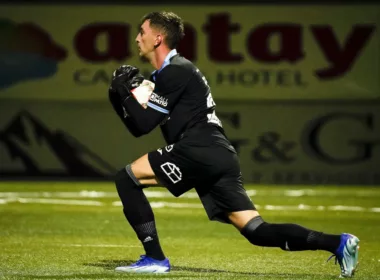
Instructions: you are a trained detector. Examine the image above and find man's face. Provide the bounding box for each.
[135,20,159,58]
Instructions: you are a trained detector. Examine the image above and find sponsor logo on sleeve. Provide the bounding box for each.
[149,92,168,107]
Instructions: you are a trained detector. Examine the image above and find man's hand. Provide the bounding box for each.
[109,65,143,101]
[112,65,139,82]
[128,74,145,89]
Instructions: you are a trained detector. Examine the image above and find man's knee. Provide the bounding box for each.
[240,216,267,246]
[241,216,265,237]
[240,216,287,249]
[115,165,141,190]
[228,210,260,230]
[129,154,156,180]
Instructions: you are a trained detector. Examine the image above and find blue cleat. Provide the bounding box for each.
[115,255,170,273]
[328,233,360,278]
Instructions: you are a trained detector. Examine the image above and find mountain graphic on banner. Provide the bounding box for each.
[0,111,116,178]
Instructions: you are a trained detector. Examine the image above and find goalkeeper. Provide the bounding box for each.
[108,11,360,278]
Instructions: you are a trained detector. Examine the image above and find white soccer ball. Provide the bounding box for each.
[131,80,155,109]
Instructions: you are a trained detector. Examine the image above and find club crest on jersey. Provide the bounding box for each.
[160,162,182,184]
[150,92,168,107]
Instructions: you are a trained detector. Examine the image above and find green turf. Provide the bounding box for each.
[0,182,379,279]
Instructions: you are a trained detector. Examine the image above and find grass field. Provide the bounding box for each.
[1,182,379,280]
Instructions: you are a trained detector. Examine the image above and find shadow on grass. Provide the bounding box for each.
[85,259,247,274]
[14,259,332,279]
[82,259,320,277]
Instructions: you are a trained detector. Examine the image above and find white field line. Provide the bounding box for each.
[1,197,379,213]
[0,190,198,199]
[1,189,380,199]
[0,190,379,213]
[112,201,203,209]
[0,198,103,206]
[58,244,140,248]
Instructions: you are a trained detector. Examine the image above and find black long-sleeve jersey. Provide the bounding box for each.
[120,52,224,145]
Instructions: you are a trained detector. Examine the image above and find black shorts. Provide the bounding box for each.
[148,125,255,223]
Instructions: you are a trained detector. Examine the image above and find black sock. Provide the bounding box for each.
[314,232,342,254]
[241,216,341,253]
[131,221,165,260]
[115,167,166,260]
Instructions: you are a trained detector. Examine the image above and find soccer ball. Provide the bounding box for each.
[131,80,155,109]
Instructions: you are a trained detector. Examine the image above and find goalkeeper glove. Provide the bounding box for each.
[110,65,143,101]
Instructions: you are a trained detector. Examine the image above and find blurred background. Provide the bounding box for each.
[0,0,379,185]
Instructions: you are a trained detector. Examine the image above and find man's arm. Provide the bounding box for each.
[108,90,145,137]
[108,65,165,136]
[121,96,167,135]
[112,64,191,135]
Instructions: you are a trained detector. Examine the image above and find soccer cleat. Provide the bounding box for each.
[115,255,170,273]
[328,233,360,278]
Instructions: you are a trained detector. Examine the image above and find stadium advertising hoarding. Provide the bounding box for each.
[1,100,379,185]
[220,101,380,185]
[0,5,379,100]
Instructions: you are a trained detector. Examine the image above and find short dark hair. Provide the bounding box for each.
[140,11,185,49]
